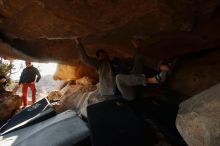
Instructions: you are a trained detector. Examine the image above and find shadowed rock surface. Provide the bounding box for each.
[176,83,220,146]
[0,0,219,97]
[51,77,108,117]
[0,0,220,61]
[0,0,219,96]
[0,2,220,144]
[0,92,22,124]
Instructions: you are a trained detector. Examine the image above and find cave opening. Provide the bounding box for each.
[1,58,62,100]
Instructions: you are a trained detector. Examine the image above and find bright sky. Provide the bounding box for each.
[9,60,57,80]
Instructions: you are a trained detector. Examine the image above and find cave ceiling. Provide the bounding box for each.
[0,0,220,64]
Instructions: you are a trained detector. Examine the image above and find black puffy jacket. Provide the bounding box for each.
[19,66,41,84]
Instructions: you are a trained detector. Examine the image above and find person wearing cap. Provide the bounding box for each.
[18,61,41,107]
[115,38,171,101]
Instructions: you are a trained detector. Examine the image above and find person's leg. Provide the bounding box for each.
[116,74,146,101]
[22,84,28,107]
[30,83,36,104]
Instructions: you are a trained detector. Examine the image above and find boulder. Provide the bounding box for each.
[47,90,62,102]
[176,83,220,146]
[50,77,110,116]
[62,83,112,117]
[61,84,97,115]
[48,77,95,102]
[0,92,22,123]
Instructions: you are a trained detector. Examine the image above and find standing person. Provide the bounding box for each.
[18,61,41,107]
[74,38,116,97]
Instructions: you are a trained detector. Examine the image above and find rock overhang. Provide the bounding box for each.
[0,0,219,63]
[0,0,220,96]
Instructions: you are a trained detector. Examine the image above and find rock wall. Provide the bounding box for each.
[53,63,98,81]
[52,48,220,98]
[0,0,220,63]
[51,77,109,117]
[170,49,220,97]
[176,83,220,146]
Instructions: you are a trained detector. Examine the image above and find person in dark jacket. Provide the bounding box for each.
[18,61,41,107]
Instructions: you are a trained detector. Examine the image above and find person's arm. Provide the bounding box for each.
[75,38,99,69]
[147,71,168,84]
[19,70,24,85]
[131,39,141,55]
[35,68,41,83]
[147,77,159,84]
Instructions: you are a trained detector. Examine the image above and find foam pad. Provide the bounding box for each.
[0,110,89,146]
[0,98,56,135]
[87,99,156,146]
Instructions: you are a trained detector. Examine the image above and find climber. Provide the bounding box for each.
[74,38,127,98]
[115,38,172,101]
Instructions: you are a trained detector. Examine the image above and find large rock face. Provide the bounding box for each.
[51,77,109,117]
[0,0,220,62]
[170,49,220,97]
[0,0,220,96]
[176,83,220,146]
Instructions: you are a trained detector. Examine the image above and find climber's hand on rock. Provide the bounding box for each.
[131,38,140,48]
[74,37,80,45]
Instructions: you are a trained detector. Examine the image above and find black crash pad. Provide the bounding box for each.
[87,99,157,146]
[0,98,56,135]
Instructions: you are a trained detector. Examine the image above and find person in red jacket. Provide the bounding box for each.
[18,61,41,107]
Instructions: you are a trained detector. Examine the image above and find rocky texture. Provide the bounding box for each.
[61,84,98,117]
[170,49,220,97]
[0,0,220,62]
[51,77,109,116]
[176,83,220,146]
[53,64,98,81]
[0,92,22,123]
[52,47,220,98]
[47,90,62,102]
[0,1,219,97]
